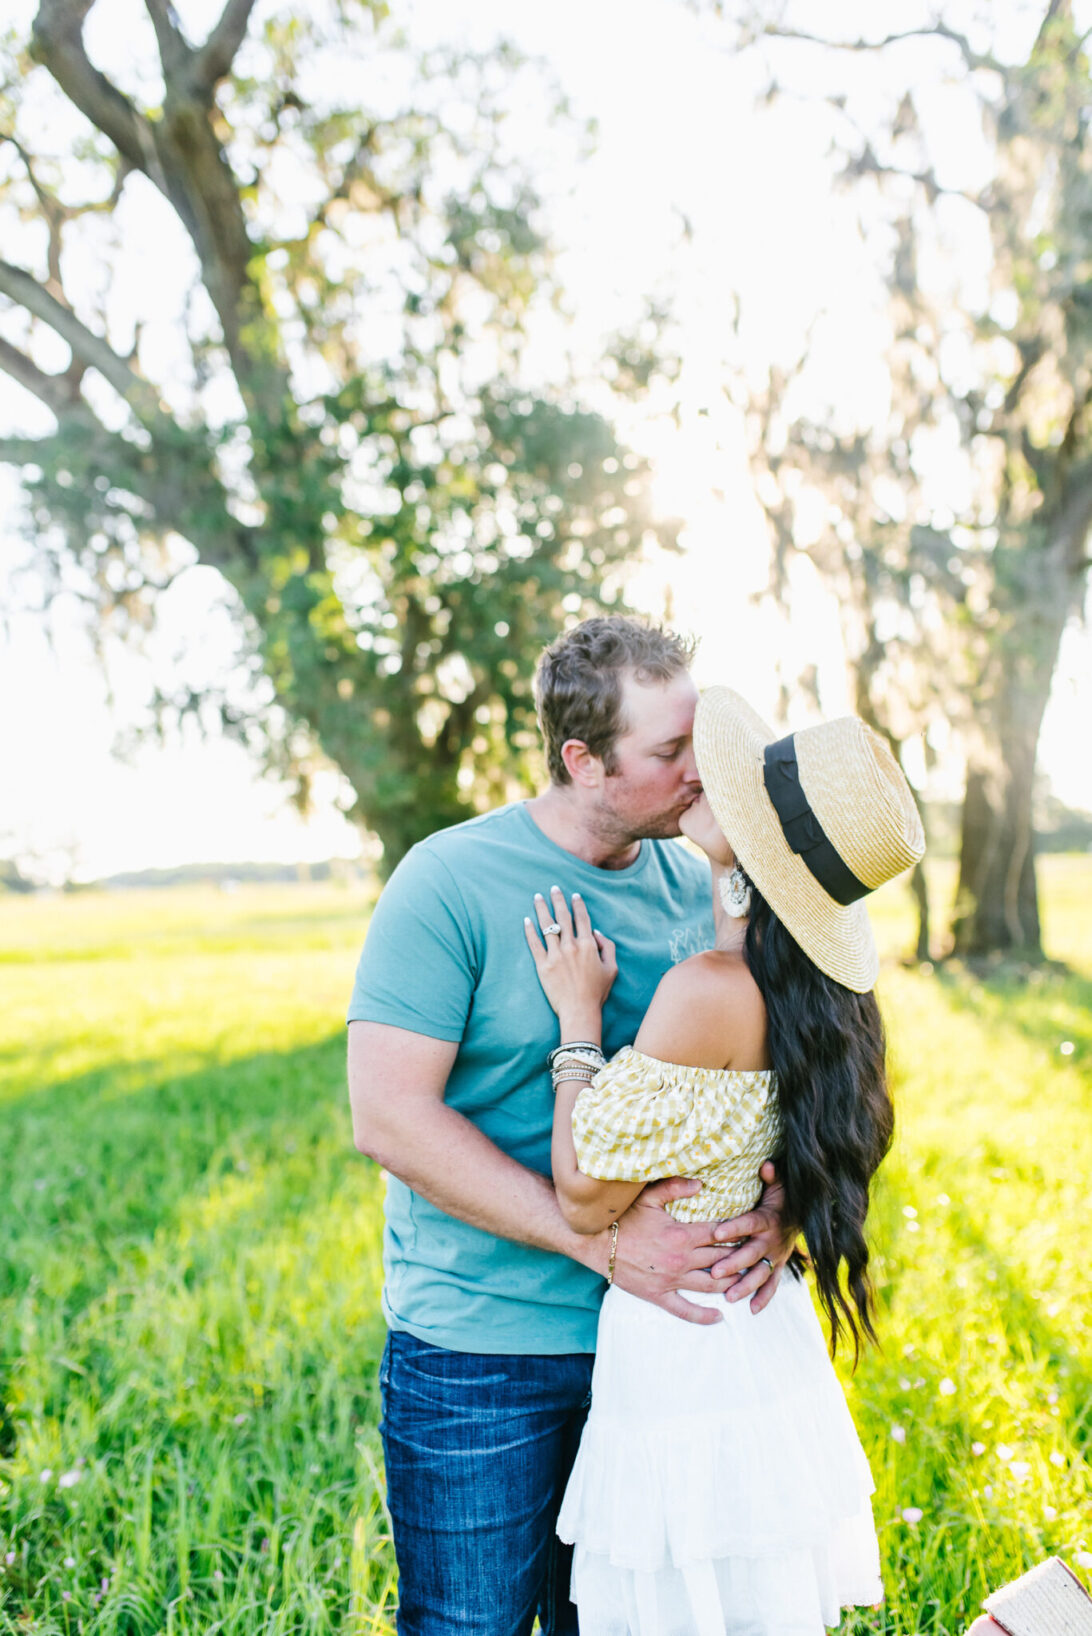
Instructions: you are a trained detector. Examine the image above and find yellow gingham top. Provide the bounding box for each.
[570,1045,782,1223]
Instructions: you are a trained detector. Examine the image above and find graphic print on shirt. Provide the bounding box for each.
[669,925,713,965]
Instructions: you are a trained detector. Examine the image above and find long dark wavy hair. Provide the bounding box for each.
[741,874,893,1361]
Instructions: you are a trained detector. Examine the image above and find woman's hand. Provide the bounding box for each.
[524,886,617,1032]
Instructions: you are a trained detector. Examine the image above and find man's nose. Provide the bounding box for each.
[681,745,700,785]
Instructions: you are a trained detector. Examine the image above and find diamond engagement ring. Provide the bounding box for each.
[542,922,563,936]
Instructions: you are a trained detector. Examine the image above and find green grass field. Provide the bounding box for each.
[0,859,1089,1634]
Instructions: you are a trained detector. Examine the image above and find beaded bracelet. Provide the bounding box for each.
[551,1069,599,1091]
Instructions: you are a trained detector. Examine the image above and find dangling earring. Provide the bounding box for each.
[718,865,752,919]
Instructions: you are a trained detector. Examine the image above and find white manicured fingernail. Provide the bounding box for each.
[573,891,582,899]
[534,892,544,900]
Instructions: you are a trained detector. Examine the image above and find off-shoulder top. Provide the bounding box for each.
[570,1045,782,1223]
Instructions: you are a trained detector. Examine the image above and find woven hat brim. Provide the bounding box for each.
[694,688,880,993]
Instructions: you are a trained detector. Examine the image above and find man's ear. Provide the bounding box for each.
[560,738,604,789]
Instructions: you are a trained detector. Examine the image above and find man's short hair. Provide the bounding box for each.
[535,615,696,785]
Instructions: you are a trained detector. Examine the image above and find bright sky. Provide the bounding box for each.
[2,0,1090,882]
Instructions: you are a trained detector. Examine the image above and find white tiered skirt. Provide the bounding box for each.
[557,1272,883,1636]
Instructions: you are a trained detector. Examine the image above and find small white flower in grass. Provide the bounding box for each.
[899,1378,912,1391]
[1051,1451,1066,1468]
[903,1206,918,1219]
[906,1220,920,1233]
[936,1193,950,1206]
[1044,1506,1057,1520]
[100,1579,110,1593]
[58,1471,80,1489]
[64,1556,75,1568]
[4,1552,13,1566]
[939,1378,957,1397]
[232,1413,248,1426]
[62,1591,71,1602]
[1075,1552,1092,1570]
[1060,1041,1075,1056]
[39,1469,53,1484]
[213,1569,224,1584]
[984,1485,994,1498]
[901,1507,924,1524]
[996,1443,1015,1461]
[1048,1391,1059,1405]
[891,1426,906,1444]
[971,1442,986,1456]
[1009,1462,1031,1481]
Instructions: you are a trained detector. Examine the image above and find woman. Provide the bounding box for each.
[523,687,926,1636]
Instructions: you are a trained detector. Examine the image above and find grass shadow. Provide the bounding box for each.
[0,1030,360,1308]
[932,961,1092,1062]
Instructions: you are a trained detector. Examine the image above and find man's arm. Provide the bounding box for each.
[348,1019,776,1324]
[349,1018,589,1251]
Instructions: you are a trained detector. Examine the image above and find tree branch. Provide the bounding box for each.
[142,0,194,76]
[31,0,269,397]
[191,0,260,89]
[0,136,66,291]
[763,22,1001,75]
[31,0,162,183]
[1003,337,1047,415]
[0,334,82,417]
[841,146,987,209]
[0,259,159,414]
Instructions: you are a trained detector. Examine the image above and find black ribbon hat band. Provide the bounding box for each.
[762,736,871,907]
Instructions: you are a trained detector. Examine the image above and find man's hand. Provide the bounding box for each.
[710,1160,798,1314]
[611,1177,745,1326]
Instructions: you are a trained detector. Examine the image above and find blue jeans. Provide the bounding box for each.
[379,1330,595,1635]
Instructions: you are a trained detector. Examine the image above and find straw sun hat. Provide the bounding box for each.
[693,688,926,993]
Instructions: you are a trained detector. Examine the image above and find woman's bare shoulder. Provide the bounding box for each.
[634,951,769,1071]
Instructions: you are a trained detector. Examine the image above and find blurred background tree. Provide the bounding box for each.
[0,0,672,869]
[722,0,1092,959]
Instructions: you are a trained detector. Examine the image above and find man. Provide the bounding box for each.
[347,615,795,1636]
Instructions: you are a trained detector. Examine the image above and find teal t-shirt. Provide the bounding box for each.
[347,801,712,1354]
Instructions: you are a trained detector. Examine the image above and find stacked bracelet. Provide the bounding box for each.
[547,1041,605,1094]
[546,1042,604,1070]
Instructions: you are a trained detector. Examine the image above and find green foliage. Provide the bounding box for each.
[0,864,1090,1630]
[1,2,671,871]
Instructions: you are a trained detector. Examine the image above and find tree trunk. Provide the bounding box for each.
[952,760,1041,956]
[950,620,1061,959]
[949,478,1092,961]
[909,860,931,962]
